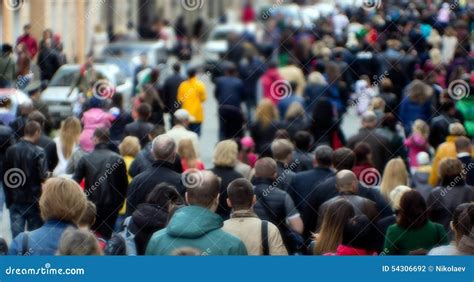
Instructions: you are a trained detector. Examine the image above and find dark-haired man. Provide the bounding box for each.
[223,178,287,255]
[73,128,128,239]
[124,103,154,148]
[146,171,247,255]
[4,121,48,237]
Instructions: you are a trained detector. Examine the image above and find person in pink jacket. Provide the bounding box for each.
[260,62,285,105]
[79,97,115,152]
[404,119,430,168]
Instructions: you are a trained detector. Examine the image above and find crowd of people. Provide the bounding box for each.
[0,0,473,256]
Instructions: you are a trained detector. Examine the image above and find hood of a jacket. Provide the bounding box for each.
[166,206,223,239]
[131,203,168,232]
[83,108,110,128]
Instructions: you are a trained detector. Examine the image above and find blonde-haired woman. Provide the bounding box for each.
[53,117,82,177]
[284,102,308,138]
[251,99,281,154]
[117,136,141,223]
[210,140,243,220]
[9,178,87,255]
[178,138,205,171]
[380,158,409,203]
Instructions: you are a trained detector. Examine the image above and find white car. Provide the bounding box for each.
[203,23,256,65]
[41,64,132,127]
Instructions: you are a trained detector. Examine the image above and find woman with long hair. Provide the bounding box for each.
[384,190,448,255]
[312,199,355,255]
[283,102,308,139]
[250,99,281,154]
[380,158,409,204]
[53,117,82,177]
[178,138,205,171]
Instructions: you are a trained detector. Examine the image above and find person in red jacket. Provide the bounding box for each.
[16,24,38,59]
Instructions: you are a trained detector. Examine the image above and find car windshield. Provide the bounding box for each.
[49,68,113,87]
[48,69,78,87]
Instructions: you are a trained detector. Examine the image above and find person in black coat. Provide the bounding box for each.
[455,136,474,186]
[291,131,314,173]
[427,158,474,232]
[429,101,459,148]
[27,111,58,172]
[162,63,184,116]
[124,103,153,148]
[73,128,128,240]
[129,183,184,255]
[210,140,243,220]
[289,145,334,213]
[37,39,61,82]
[302,148,391,241]
[347,111,391,174]
[4,121,49,237]
[126,135,183,216]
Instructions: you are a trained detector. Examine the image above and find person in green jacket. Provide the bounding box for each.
[456,89,474,137]
[146,171,248,255]
[384,190,448,255]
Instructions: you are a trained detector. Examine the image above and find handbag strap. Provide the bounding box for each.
[261,220,269,256]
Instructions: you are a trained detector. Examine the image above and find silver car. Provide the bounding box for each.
[41,64,132,126]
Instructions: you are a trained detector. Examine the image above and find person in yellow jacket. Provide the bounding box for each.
[429,123,467,186]
[177,69,207,136]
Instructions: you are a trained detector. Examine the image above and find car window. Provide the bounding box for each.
[48,69,78,87]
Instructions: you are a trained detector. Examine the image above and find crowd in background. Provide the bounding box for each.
[0,0,473,256]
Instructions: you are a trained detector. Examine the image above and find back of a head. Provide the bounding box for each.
[78,201,97,228]
[398,190,427,229]
[353,142,372,164]
[146,183,184,209]
[137,103,152,120]
[27,111,46,128]
[416,152,430,166]
[271,138,294,162]
[314,145,333,167]
[172,63,181,73]
[438,158,464,184]
[361,111,377,129]
[335,170,357,193]
[152,134,176,162]
[341,215,374,250]
[455,136,472,153]
[212,140,238,167]
[254,157,277,179]
[332,148,356,171]
[186,171,220,209]
[389,185,412,211]
[93,127,110,144]
[40,178,88,224]
[293,131,313,151]
[449,123,466,137]
[23,120,42,137]
[187,68,197,78]
[227,178,254,210]
[58,229,102,255]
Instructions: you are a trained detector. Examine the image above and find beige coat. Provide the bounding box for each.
[223,210,287,255]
